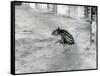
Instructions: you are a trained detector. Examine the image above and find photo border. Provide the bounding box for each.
[11,1,98,75]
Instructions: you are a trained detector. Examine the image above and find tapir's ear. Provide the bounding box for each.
[58,27,60,29]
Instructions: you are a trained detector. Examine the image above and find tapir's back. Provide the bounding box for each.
[60,29,75,45]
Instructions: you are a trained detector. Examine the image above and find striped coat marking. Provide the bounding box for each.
[52,27,75,45]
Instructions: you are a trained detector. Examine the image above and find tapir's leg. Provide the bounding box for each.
[55,40,63,44]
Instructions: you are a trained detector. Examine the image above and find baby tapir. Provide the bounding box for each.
[52,27,75,45]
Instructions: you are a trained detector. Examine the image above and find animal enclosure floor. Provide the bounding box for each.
[15,6,97,74]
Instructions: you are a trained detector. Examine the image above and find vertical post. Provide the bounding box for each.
[68,6,70,17]
[47,4,50,10]
[52,4,57,14]
[35,3,38,9]
[54,4,57,14]
[88,7,92,24]
[84,6,88,18]
[89,7,92,45]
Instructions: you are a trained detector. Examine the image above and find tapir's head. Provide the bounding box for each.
[52,27,61,36]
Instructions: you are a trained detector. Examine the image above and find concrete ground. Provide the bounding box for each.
[15,5,97,74]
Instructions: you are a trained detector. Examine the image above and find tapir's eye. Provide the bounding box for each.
[52,28,61,36]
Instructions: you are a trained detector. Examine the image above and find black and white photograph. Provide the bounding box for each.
[11,1,98,75]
